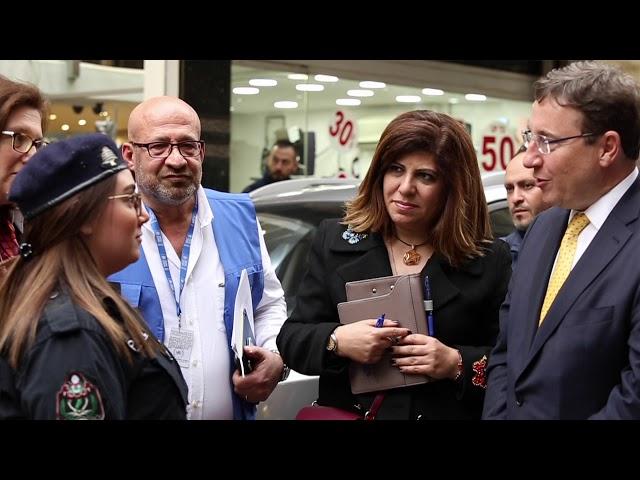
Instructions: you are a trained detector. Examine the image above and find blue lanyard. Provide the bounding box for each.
[147,197,198,330]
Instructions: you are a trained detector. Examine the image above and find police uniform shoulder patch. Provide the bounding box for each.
[56,372,105,420]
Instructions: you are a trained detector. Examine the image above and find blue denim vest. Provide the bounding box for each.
[110,189,264,420]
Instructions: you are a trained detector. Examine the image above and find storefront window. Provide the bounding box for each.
[0,60,143,146]
[230,62,533,193]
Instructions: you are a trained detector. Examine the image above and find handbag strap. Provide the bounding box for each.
[363,393,385,420]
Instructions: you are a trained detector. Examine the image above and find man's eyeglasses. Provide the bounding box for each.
[108,192,143,216]
[1,131,48,154]
[131,140,204,160]
[522,130,597,155]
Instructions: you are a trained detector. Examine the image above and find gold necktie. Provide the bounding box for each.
[539,213,590,325]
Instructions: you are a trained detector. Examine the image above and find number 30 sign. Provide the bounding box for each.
[329,110,358,151]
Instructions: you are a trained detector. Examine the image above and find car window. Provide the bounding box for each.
[259,213,314,270]
[258,213,316,315]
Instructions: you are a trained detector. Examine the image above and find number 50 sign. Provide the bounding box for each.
[329,110,358,151]
[479,122,518,172]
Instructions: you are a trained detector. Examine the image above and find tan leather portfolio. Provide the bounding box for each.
[338,274,430,394]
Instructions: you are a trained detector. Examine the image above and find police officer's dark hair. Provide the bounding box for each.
[0,176,161,368]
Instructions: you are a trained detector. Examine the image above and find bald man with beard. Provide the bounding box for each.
[110,96,288,420]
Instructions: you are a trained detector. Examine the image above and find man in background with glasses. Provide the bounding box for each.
[484,61,640,420]
[0,74,48,266]
[110,96,288,420]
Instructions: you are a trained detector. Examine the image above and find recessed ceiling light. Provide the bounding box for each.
[314,74,339,82]
[233,87,259,95]
[274,101,298,109]
[359,81,386,89]
[422,88,444,96]
[395,95,421,103]
[249,78,277,87]
[336,98,361,106]
[347,89,374,97]
[61,124,70,131]
[78,119,87,126]
[288,73,308,80]
[49,113,57,121]
[465,93,487,101]
[296,84,324,92]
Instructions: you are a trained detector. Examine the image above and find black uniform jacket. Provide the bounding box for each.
[277,219,511,420]
[0,291,187,419]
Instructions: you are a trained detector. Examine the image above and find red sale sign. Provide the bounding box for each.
[479,121,519,173]
[328,110,358,151]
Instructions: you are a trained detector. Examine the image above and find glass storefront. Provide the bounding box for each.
[229,61,534,193]
[2,60,586,193]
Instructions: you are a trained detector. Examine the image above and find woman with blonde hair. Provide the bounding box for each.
[277,110,511,420]
[0,133,187,419]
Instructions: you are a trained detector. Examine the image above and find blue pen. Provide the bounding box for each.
[424,276,435,336]
[375,313,386,328]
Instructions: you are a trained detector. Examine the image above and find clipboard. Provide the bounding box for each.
[338,274,430,394]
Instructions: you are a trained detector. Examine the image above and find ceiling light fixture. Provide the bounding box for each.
[336,98,361,106]
[359,81,386,89]
[347,89,374,97]
[274,101,298,109]
[233,87,260,95]
[395,95,421,103]
[296,84,324,92]
[465,93,487,101]
[249,78,277,87]
[314,74,339,82]
[422,88,444,96]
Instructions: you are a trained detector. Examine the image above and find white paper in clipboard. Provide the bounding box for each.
[231,269,256,376]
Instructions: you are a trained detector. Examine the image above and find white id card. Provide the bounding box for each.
[167,327,194,369]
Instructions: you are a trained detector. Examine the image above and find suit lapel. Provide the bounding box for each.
[518,209,569,357]
[525,177,640,366]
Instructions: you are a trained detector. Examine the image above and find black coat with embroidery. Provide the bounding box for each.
[277,219,511,420]
[0,291,187,419]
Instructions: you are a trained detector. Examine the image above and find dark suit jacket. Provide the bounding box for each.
[483,176,640,419]
[277,219,511,420]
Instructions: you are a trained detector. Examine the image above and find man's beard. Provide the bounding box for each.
[135,164,200,206]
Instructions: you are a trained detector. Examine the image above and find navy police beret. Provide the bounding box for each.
[9,133,127,220]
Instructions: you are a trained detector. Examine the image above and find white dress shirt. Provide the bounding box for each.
[552,168,638,272]
[141,186,286,419]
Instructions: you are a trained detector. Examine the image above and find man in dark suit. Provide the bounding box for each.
[483,61,640,419]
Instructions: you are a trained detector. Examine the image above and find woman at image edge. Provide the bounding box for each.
[0,133,187,419]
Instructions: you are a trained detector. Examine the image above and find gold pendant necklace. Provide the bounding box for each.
[396,237,428,266]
